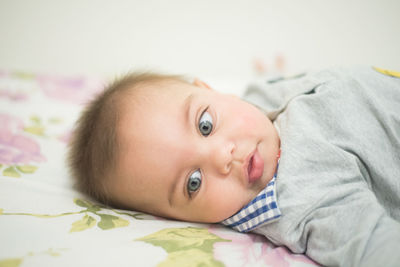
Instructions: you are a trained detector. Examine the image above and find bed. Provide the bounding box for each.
[0,70,319,267]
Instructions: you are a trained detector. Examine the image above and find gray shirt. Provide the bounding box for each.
[244,66,400,267]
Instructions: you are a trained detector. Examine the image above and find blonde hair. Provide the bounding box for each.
[68,72,187,206]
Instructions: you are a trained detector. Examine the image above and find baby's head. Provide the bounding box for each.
[69,72,280,223]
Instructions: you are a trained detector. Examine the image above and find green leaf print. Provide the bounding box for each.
[1,198,141,233]
[24,125,45,136]
[137,227,230,267]
[14,72,35,80]
[0,248,65,267]
[3,167,21,178]
[97,214,129,230]
[158,249,218,267]
[70,214,96,232]
[30,115,41,125]
[74,198,101,212]
[0,258,23,267]
[16,165,38,174]
[1,165,39,178]
[74,198,92,208]
[23,115,45,136]
[48,117,63,124]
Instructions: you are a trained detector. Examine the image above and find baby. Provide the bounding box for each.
[68,67,400,266]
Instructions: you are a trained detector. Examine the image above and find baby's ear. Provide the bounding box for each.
[193,78,212,90]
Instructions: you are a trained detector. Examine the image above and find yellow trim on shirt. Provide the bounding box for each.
[373,67,400,78]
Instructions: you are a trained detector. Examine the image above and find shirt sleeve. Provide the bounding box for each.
[301,189,400,267]
[243,72,325,120]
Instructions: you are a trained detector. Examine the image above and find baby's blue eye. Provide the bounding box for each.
[187,170,202,194]
[199,110,213,136]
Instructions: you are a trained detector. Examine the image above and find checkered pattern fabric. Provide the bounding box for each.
[221,174,281,233]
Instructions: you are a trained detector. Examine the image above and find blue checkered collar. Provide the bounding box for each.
[221,171,281,233]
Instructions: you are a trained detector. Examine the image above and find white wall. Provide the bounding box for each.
[1,0,399,82]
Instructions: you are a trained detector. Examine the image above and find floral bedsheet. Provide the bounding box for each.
[0,71,318,267]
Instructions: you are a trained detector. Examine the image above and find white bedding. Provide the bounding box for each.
[0,70,318,267]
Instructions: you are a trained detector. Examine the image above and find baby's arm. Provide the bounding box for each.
[303,190,400,267]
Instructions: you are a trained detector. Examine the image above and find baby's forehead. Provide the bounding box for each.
[130,77,190,92]
[115,78,192,141]
[118,79,193,109]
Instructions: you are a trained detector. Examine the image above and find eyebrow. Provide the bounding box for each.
[168,92,194,207]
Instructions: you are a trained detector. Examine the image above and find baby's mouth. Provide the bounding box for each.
[247,149,264,183]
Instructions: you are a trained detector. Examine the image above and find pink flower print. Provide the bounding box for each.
[0,70,8,78]
[37,74,104,105]
[0,113,46,165]
[209,226,318,267]
[0,90,29,102]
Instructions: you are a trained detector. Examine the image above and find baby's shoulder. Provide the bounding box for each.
[311,66,400,84]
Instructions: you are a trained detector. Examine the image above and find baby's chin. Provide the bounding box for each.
[250,167,272,194]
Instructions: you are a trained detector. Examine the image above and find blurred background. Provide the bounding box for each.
[1,0,399,93]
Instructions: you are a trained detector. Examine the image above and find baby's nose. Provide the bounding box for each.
[209,141,235,175]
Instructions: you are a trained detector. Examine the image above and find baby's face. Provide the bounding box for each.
[110,80,280,223]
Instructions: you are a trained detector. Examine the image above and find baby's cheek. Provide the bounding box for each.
[233,109,257,129]
[242,104,265,124]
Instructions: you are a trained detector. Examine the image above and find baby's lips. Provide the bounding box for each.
[248,149,264,183]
